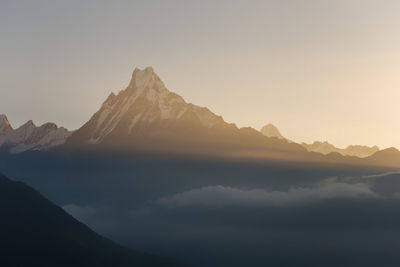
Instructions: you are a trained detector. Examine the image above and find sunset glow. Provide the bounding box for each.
[1,1,399,148]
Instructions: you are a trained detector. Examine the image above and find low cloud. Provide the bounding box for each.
[158,178,378,208]
[362,171,400,179]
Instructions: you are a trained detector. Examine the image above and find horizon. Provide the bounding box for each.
[3,2,400,267]
[1,65,397,150]
[1,1,400,149]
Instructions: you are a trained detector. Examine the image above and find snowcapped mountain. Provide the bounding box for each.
[260,124,285,139]
[0,115,72,154]
[67,67,230,145]
[66,67,308,156]
[301,141,379,158]
[0,67,396,166]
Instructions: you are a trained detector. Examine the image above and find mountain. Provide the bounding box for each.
[345,144,380,157]
[258,123,380,158]
[260,123,285,139]
[63,67,400,167]
[0,172,184,267]
[67,67,305,156]
[301,141,340,155]
[0,114,13,135]
[68,67,225,145]
[301,141,380,158]
[364,147,400,167]
[0,115,72,154]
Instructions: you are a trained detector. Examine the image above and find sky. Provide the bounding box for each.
[1,0,399,149]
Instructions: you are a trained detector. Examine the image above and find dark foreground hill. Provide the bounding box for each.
[0,172,184,267]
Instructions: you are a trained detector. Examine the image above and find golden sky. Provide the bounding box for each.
[1,0,399,149]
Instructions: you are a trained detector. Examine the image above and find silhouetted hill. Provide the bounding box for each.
[0,172,184,267]
[365,147,400,167]
[301,141,379,158]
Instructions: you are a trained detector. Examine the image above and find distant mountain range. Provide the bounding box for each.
[0,115,71,154]
[260,123,285,140]
[65,67,310,159]
[301,141,379,158]
[259,123,380,158]
[0,172,184,267]
[1,67,399,167]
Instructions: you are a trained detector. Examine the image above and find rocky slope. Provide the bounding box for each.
[63,66,399,167]
[0,115,72,154]
[0,114,12,135]
[66,67,304,156]
[68,67,225,145]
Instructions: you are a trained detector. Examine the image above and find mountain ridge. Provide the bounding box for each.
[67,67,227,146]
[302,141,380,158]
[1,67,399,168]
[259,123,382,159]
[0,115,72,154]
[63,67,400,167]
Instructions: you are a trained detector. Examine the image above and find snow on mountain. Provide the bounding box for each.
[72,67,225,144]
[0,114,13,135]
[0,117,72,154]
[260,124,285,139]
[301,141,379,158]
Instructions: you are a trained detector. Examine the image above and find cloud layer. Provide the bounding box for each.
[158,178,378,208]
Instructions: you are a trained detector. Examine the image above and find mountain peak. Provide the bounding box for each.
[21,120,36,129]
[133,66,155,75]
[131,67,155,81]
[129,67,164,92]
[260,123,284,139]
[68,66,226,145]
[0,114,13,135]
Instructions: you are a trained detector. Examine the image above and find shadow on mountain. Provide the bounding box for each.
[0,172,185,267]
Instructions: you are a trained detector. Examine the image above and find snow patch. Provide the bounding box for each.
[81,67,226,142]
[128,113,142,134]
[0,120,72,153]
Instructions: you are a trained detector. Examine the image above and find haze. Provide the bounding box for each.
[1,0,399,149]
